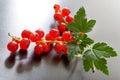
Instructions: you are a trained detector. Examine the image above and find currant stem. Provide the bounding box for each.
[8,33,21,42]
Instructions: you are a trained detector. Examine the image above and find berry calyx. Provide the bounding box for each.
[7,41,18,52]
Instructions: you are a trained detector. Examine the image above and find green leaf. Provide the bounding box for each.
[84,19,96,32]
[67,22,81,32]
[93,42,117,58]
[67,7,96,33]
[66,41,84,60]
[83,50,109,75]
[79,34,94,46]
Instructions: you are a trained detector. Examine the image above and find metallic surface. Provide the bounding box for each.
[0,0,120,80]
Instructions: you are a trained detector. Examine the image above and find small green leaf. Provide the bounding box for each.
[83,50,109,75]
[66,41,84,60]
[67,7,96,33]
[84,19,96,32]
[79,34,94,46]
[93,42,117,58]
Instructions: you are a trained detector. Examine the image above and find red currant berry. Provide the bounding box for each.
[34,44,43,55]
[35,29,44,39]
[54,13,63,22]
[54,4,60,12]
[49,29,60,38]
[7,41,18,52]
[20,38,30,50]
[62,31,72,42]
[45,33,55,41]
[55,43,64,53]
[58,23,67,32]
[66,15,74,23]
[21,29,32,38]
[29,33,41,42]
[42,44,51,53]
[62,8,70,17]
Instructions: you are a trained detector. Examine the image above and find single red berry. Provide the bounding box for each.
[55,43,64,54]
[66,15,74,23]
[7,41,18,52]
[58,23,67,32]
[49,29,60,38]
[34,44,43,55]
[29,33,41,42]
[54,4,60,12]
[35,29,44,39]
[21,29,32,39]
[62,8,70,17]
[62,31,72,42]
[42,44,51,53]
[54,13,63,23]
[45,33,55,41]
[20,38,30,50]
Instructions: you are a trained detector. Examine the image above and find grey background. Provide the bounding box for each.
[0,0,120,80]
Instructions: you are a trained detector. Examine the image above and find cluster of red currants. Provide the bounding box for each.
[53,4,74,33]
[7,4,74,56]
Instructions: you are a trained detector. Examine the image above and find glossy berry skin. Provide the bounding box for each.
[45,33,55,41]
[62,8,70,17]
[29,33,41,42]
[54,13,63,23]
[21,29,32,38]
[55,43,64,53]
[49,29,60,38]
[35,29,44,39]
[62,31,72,42]
[7,41,18,52]
[20,38,30,50]
[56,36,63,41]
[58,23,67,32]
[66,15,74,23]
[54,4,60,12]
[34,44,43,55]
[42,44,50,53]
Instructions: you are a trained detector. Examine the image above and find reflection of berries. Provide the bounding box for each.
[58,23,67,32]
[20,38,30,50]
[34,44,43,55]
[62,8,70,17]
[7,41,18,52]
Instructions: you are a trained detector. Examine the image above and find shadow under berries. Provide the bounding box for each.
[4,53,16,69]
